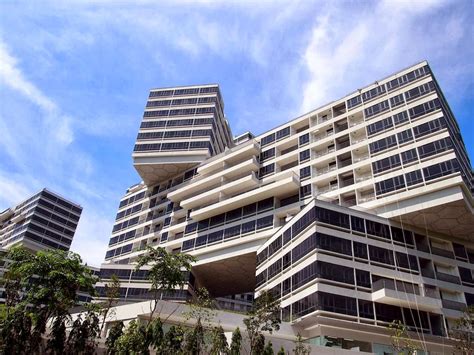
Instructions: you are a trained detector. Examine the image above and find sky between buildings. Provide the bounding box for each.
[0,0,473,266]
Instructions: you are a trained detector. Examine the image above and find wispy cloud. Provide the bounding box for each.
[299,0,473,115]
[0,0,472,266]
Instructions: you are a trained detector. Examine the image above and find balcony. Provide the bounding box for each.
[180,173,259,210]
[338,159,352,168]
[316,184,338,196]
[436,271,461,284]
[355,174,372,183]
[197,140,260,175]
[168,157,259,202]
[340,178,355,188]
[353,153,369,162]
[442,299,466,312]
[190,171,300,221]
[315,165,337,176]
[371,279,442,312]
[358,193,375,203]
[430,246,455,259]
[314,147,335,159]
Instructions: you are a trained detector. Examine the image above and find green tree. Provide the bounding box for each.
[450,305,474,354]
[254,334,266,355]
[243,290,281,355]
[229,327,242,355]
[293,334,310,355]
[185,318,206,355]
[65,306,100,355]
[183,287,217,354]
[263,341,274,355]
[105,321,124,354]
[277,346,286,355]
[148,318,165,352]
[0,246,97,354]
[389,320,419,354]
[113,320,150,354]
[162,325,185,353]
[209,325,228,355]
[135,246,195,322]
[100,274,121,336]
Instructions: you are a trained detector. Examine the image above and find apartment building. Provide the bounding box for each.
[0,188,82,252]
[98,62,473,352]
[0,188,83,302]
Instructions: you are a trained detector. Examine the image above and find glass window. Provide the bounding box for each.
[369,245,394,265]
[276,127,291,140]
[354,241,368,259]
[299,133,310,146]
[241,220,256,234]
[261,133,276,146]
[401,148,418,165]
[393,111,409,125]
[390,93,405,108]
[366,220,391,240]
[369,135,397,154]
[351,216,365,234]
[300,166,311,179]
[299,149,310,162]
[405,170,423,186]
[397,129,413,144]
[375,175,406,195]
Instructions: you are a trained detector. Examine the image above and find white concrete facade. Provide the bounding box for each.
[97,62,473,353]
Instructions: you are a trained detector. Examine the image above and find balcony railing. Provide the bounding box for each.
[315,165,337,176]
[340,178,355,188]
[338,159,352,168]
[423,287,440,299]
[353,154,369,162]
[335,123,348,133]
[341,199,356,207]
[355,174,372,183]
[316,184,339,195]
[336,140,350,150]
[431,246,455,259]
[436,271,461,284]
[442,299,466,311]
[314,147,335,158]
[358,193,375,203]
[351,136,367,144]
[421,268,435,279]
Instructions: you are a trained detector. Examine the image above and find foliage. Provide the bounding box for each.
[209,325,228,355]
[105,321,124,354]
[185,287,216,326]
[148,318,164,351]
[100,274,121,335]
[292,333,311,355]
[278,346,286,355]
[65,308,100,355]
[135,246,195,322]
[263,341,274,355]
[113,320,150,354]
[244,290,281,355]
[389,320,419,354]
[185,318,206,355]
[229,326,242,355]
[254,334,266,355]
[162,325,185,353]
[0,246,98,354]
[450,305,474,354]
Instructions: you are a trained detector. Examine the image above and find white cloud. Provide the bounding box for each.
[0,40,56,113]
[70,208,113,266]
[299,0,472,114]
[0,172,38,208]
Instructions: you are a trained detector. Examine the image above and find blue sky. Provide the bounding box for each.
[0,0,473,266]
